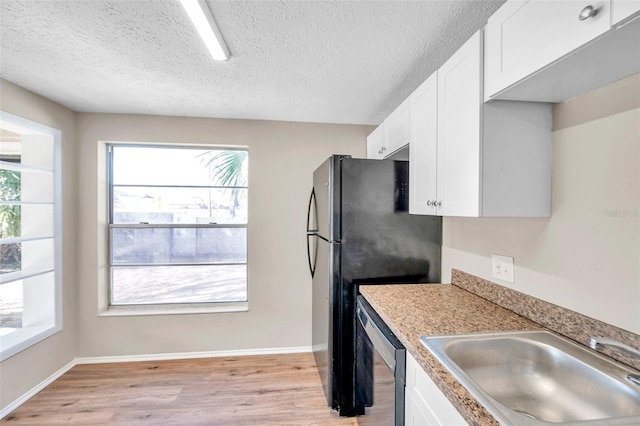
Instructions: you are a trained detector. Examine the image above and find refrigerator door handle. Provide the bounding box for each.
[307,188,318,233]
[307,189,319,277]
[307,234,318,277]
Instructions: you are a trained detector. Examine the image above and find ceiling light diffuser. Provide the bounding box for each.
[179,0,230,61]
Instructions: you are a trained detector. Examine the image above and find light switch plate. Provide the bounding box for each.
[491,255,514,283]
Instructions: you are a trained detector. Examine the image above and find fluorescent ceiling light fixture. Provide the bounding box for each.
[179,0,230,61]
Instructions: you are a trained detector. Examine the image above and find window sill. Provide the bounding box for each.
[99,302,248,317]
[0,324,62,361]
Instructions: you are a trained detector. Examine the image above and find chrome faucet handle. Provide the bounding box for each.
[589,336,640,360]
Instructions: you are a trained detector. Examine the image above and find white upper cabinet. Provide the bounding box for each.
[410,30,552,218]
[409,73,438,215]
[612,0,640,25]
[384,98,411,156]
[366,123,385,159]
[485,0,640,102]
[437,31,484,217]
[367,98,410,160]
[485,0,611,101]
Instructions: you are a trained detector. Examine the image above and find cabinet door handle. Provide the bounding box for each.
[427,200,433,207]
[436,201,442,207]
[578,5,598,20]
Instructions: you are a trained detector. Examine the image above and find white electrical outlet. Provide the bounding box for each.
[491,255,514,283]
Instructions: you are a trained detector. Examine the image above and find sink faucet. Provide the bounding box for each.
[589,336,640,386]
[589,336,640,359]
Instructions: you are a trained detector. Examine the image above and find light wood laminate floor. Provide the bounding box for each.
[2,352,359,425]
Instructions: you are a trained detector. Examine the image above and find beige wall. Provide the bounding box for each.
[0,80,78,409]
[442,74,640,333]
[75,113,370,357]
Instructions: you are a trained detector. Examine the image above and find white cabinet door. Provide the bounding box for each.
[405,392,434,425]
[409,72,438,215]
[409,29,551,218]
[612,0,640,25]
[405,353,468,425]
[437,31,482,217]
[366,124,385,159]
[384,98,410,156]
[485,0,611,100]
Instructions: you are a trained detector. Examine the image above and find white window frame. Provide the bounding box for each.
[0,111,62,361]
[104,143,249,315]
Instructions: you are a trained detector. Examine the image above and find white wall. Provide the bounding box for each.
[442,74,640,334]
[0,79,78,409]
[76,113,370,357]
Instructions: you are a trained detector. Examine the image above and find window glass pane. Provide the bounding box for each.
[111,265,247,305]
[113,187,247,224]
[112,147,248,187]
[0,243,20,274]
[0,280,22,336]
[109,145,248,308]
[0,169,20,202]
[0,204,20,239]
[0,129,21,164]
[112,227,246,264]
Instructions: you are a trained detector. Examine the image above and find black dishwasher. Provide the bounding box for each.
[356,295,405,425]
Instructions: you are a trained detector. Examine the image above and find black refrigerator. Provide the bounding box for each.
[305,155,442,417]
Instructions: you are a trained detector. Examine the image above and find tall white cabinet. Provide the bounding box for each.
[409,74,438,215]
[410,31,552,217]
[435,32,484,217]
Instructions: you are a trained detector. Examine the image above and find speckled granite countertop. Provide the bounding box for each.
[359,283,542,426]
[360,269,640,425]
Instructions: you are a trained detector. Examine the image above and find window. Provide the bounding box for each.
[0,111,61,361]
[107,145,248,309]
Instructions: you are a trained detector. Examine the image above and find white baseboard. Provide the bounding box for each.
[1,345,312,419]
[0,359,76,420]
[75,345,313,364]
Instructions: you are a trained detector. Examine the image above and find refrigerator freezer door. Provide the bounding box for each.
[313,156,342,242]
[340,159,442,283]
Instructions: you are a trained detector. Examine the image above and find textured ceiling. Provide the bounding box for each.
[0,0,505,125]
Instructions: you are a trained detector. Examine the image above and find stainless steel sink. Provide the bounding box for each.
[420,330,640,425]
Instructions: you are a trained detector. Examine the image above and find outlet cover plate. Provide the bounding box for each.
[491,255,514,283]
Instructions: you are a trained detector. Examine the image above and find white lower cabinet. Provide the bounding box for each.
[405,352,468,426]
